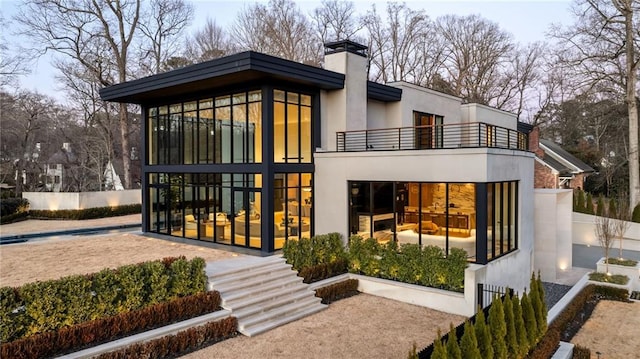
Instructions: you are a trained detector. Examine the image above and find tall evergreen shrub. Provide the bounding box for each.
[460,320,481,359]
[512,294,529,357]
[445,323,462,359]
[585,192,594,214]
[535,272,548,337]
[503,293,518,356]
[474,307,493,359]
[431,329,448,359]
[596,195,605,216]
[575,190,585,213]
[608,198,617,219]
[521,291,538,346]
[488,296,507,359]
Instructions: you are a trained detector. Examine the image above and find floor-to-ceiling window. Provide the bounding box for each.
[348,180,517,263]
[145,87,314,252]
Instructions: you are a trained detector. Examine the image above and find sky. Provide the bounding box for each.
[1,0,574,103]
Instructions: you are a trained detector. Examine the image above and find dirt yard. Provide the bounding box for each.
[183,294,465,359]
[0,232,466,358]
[0,233,238,287]
[571,300,640,358]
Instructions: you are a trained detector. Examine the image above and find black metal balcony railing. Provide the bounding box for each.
[335,122,528,152]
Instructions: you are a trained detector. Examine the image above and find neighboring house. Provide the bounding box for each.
[45,143,78,192]
[528,127,594,190]
[100,41,534,290]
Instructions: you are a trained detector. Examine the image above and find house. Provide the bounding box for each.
[45,143,78,192]
[100,40,534,291]
[528,126,594,190]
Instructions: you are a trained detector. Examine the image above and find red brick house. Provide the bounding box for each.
[527,126,594,190]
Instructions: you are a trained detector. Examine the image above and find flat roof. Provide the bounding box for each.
[100,51,346,104]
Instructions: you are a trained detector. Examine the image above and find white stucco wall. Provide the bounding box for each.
[23,190,141,210]
[366,99,390,130]
[386,82,462,127]
[314,148,534,292]
[533,189,573,282]
[461,103,517,130]
[572,212,640,251]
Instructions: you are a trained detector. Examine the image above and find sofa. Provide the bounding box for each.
[396,229,476,257]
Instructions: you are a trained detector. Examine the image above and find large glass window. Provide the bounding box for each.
[274,173,313,249]
[348,180,517,264]
[147,90,262,165]
[274,90,312,163]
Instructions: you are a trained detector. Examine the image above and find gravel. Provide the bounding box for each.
[542,281,572,309]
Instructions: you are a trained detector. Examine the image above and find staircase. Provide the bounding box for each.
[206,256,326,337]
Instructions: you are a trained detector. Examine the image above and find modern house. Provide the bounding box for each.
[529,126,594,190]
[100,41,535,290]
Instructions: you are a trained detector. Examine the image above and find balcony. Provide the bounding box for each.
[335,122,528,152]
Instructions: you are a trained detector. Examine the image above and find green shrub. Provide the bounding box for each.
[0,257,206,343]
[575,190,585,213]
[460,320,481,359]
[28,203,141,220]
[474,307,493,359]
[596,195,604,216]
[503,293,518,356]
[488,295,507,359]
[431,329,448,359]
[298,259,348,283]
[445,323,462,359]
[1,291,223,359]
[283,233,347,270]
[521,291,537,347]
[512,294,528,358]
[535,272,548,338]
[588,272,629,285]
[346,236,467,292]
[632,203,640,223]
[529,273,546,341]
[606,257,638,266]
[594,284,630,301]
[608,197,617,218]
[585,193,594,214]
[0,197,29,217]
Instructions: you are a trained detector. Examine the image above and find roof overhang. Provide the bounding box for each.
[367,81,402,102]
[100,51,346,104]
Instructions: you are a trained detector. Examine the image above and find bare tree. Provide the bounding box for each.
[312,0,362,44]
[0,13,29,87]
[435,14,515,106]
[613,195,632,257]
[138,0,194,75]
[184,18,232,63]
[550,0,640,208]
[594,208,616,273]
[16,0,142,189]
[362,3,440,84]
[231,0,320,65]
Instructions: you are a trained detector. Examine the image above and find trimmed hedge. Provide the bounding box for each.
[348,237,467,292]
[298,259,348,284]
[0,256,206,343]
[0,291,222,359]
[29,203,141,220]
[606,257,638,266]
[95,316,237,359]
[588,272,629,285]
[0,198,29,224]
[314,279,359,304]
[572,345,591,359]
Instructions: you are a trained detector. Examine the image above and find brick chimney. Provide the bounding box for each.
[529,126,544,158]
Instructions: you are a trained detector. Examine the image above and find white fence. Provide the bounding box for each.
[22,190,141,211]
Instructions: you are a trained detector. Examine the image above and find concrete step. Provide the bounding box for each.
[223,282,309,309]
[231,290,317,319]
[211,266,296,293]
[239,296,323,331]
[206,255,286,278]
[222,275,304,303]
[240,304,326,337]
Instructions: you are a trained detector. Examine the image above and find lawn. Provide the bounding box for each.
[571,300,640,358]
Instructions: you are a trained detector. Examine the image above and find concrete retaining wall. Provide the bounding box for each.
[23,190,141,210]
[573,212,640,251]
